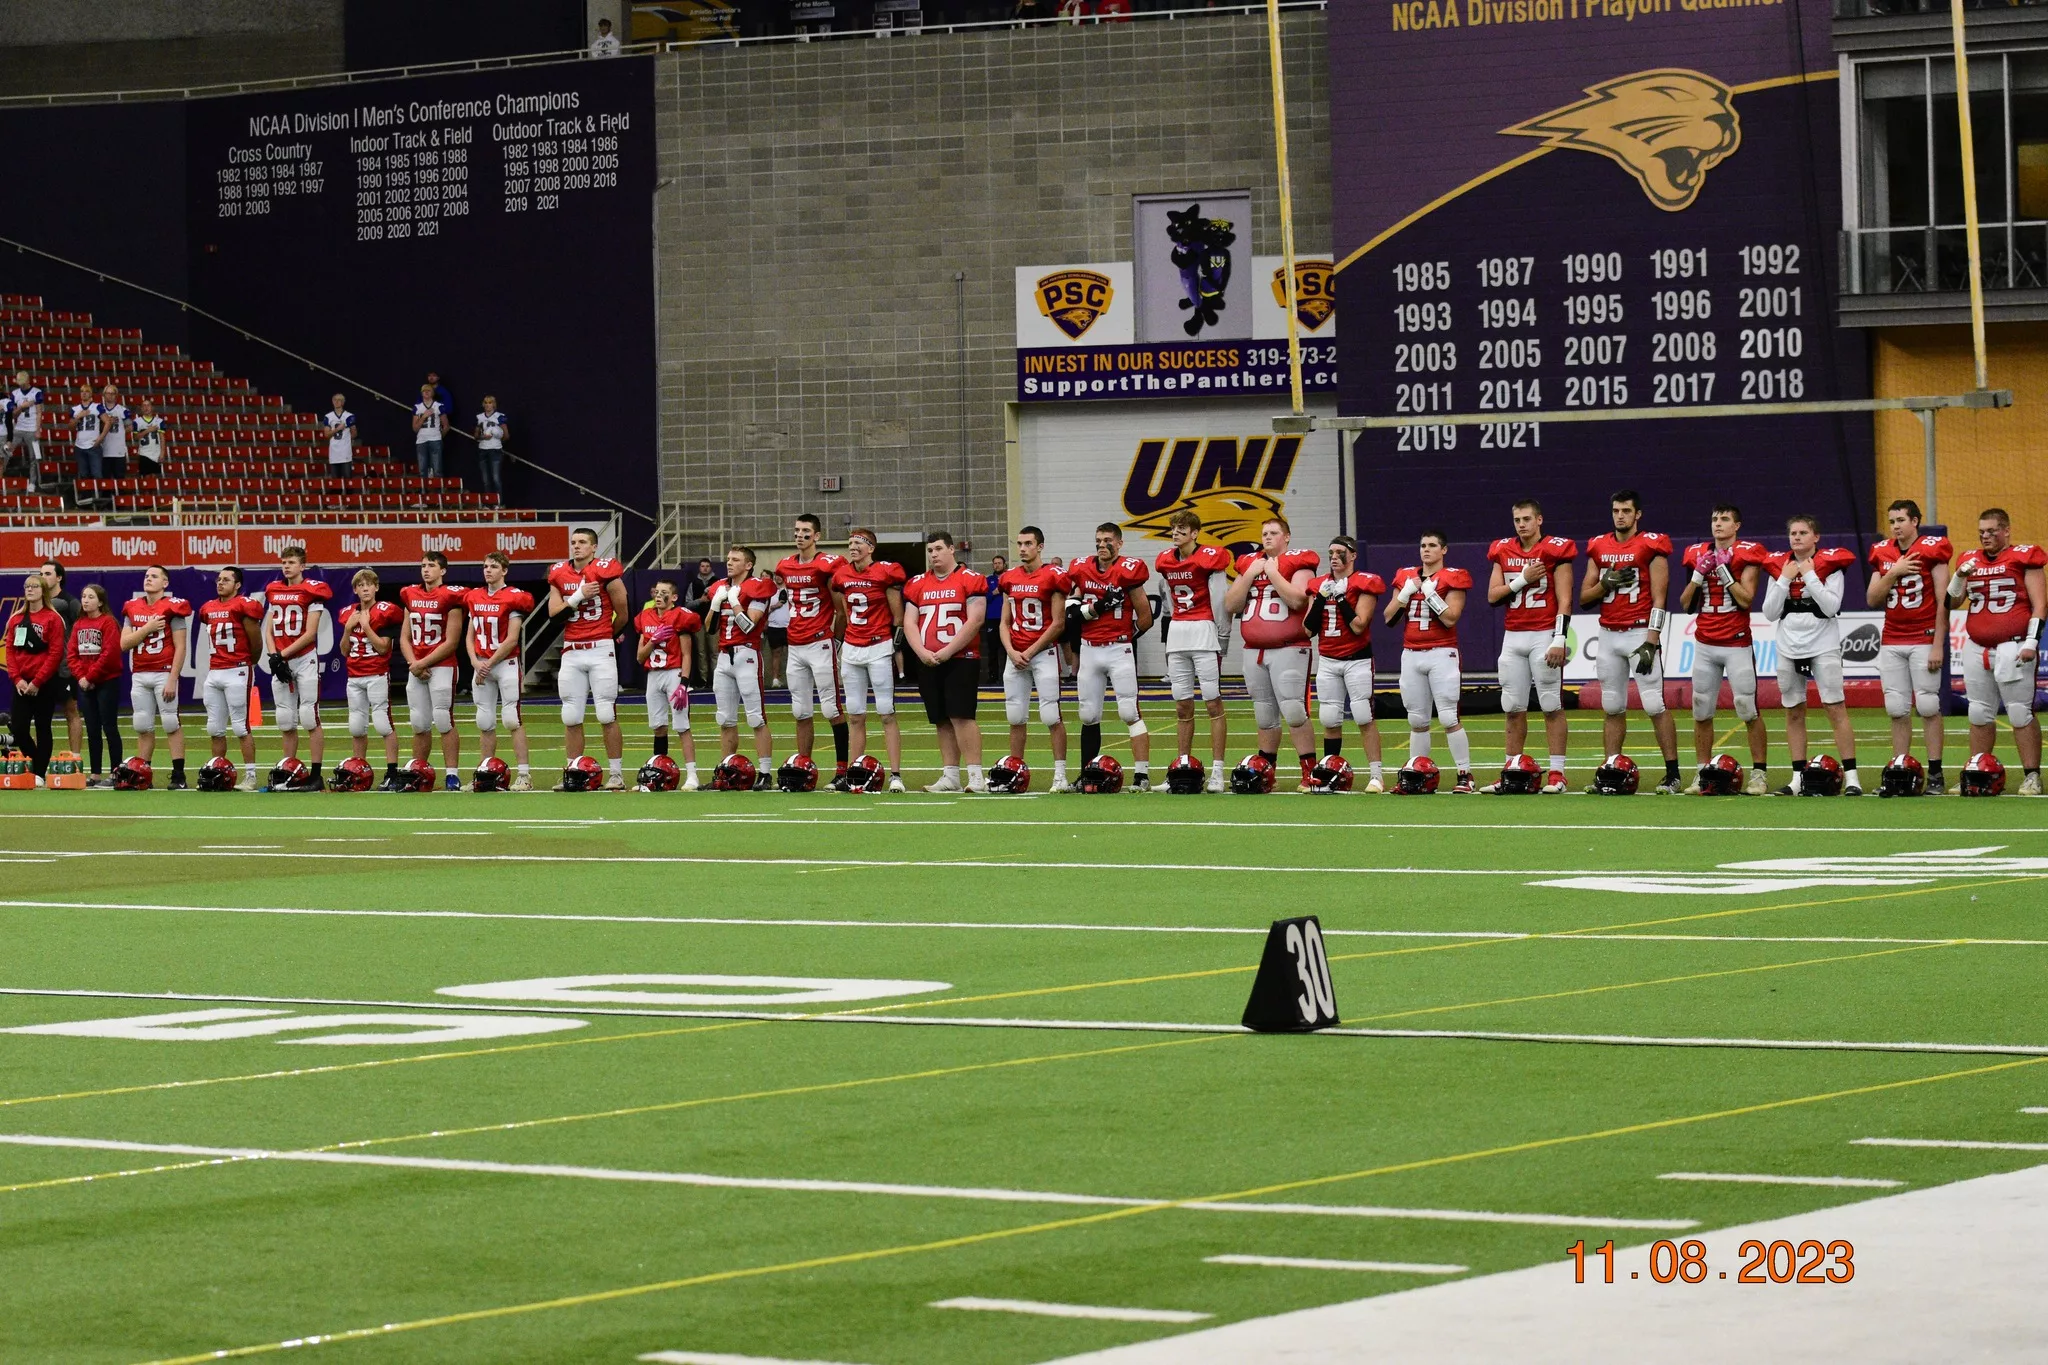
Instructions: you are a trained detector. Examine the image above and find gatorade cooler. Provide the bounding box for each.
[46,750,86,790]
[0,749,33,791]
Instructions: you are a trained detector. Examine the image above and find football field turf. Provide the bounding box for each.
[2,703,2045,1363]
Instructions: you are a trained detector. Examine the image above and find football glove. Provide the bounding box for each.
[1394,577,1420,605]
[1630,640,1659,676]
[267,651,289,679]
[1079,598,1101,622]
[1318,578,1347,601]
[1101,585,1127,613]
[1598,567,1636,593]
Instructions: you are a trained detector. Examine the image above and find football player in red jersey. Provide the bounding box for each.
[832,528,909,791]
[1580,490,1681,793]
[1384,529,1475,791]
[1308,536,1384,791]
[1680,503,1771,794]
[1868,498,1953,791]
[1156,509,1234,789]
[709,543,777,787]
[546,527,631,789]
[466,551,536,791]
[1068,523,1154,790]
[339,568,403,785]
[1225,516,1319,788]
[1763,515,1865,794]
[998,525,1071,790]
[401,551,468,791]
[635,577,701,790]
[775,514,850,782]
[904,530,989,792]
[120,563,190,788]
[1948,507,2047,793]
[1484,500,1577,793]
[196,565,263,790]
[259,546,334,789]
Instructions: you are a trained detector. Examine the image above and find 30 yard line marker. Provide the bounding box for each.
[1203,1254,1467,1274]
[929,1298,1210,1323]
[1657,1172,1904,1188]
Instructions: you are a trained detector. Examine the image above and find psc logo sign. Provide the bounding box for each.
[1270,259,1335,332]
[1118,434,1302,557]
[1034,269,1115,340]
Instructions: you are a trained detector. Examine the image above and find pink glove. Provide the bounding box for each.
[646,624,675,643]
[670,681,690,708]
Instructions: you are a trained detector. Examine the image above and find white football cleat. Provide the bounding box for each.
[1048,778,1074,793]
[510,774,533,792]
[604,773,627,791]
[924,774,962,793]
[1542,772,1568,794]
[2022,771,2044,797]
[681,774,700,792]
[888,775,908,793]
[968,775,989,794]
[1743,768,1769,797]
[1364,777,1385,794]
[236,773,260,792]
[1206,768,1225,793]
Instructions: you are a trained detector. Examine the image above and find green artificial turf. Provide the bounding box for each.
[0,704,2042,1363]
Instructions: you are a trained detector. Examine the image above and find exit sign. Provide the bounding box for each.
[817,475,842,492]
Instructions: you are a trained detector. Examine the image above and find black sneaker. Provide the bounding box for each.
[1928,773,1947,796]
[168,776,188,791]
[1772,782,1798,797]
[830,773,852,793]
[1128,775,1151,793]
[752,770,773,791]
[1653,777,1683,795]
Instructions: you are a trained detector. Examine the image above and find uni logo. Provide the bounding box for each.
[1504,69,1739,212]
[1035,269,1114,340]
[1270,260,1335,331]
[1119,435,1300,556]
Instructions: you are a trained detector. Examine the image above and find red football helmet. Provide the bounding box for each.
[843,753,886,793]
[327,756,375,792]
[1080,753,1124,793]
[472,756,511,792]
[777,755,819,792]
[112,756,153,791]
[712,753,758,791]
[1230,753,1276,794]
[1592,753,1640,796]
[1309,755,1354,792]
[196,756,239,792]
[1879,753,1926,798]
[1495,752,1542,795]
[1801,753,1845,796]
[397,758,438,792]
[637,754,681,792]
[987,754,1031,793]
[266,755,309,791]
[1698,753,1744,795]
[1396,755,1441,795]
[1961,752,2007,797]
[1165,755,1205,794]
[558,754,603,792]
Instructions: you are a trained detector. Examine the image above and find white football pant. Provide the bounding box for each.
[557,645,618,727]
[1962,642,2038,728]
[786,639,841,722]
[714,644,765,729]
[407,664,456,734]
[203,665,251,738]
[1077,641,1141,726]
[1691,642,1760,722]
[131,672,180,734]
[348,674,393,738]
[473,658,523,732]
[268,652,322,732]
[646,667,690,732]
[1004,649,1063,727]
[839,639,896,718]
[1316,654,1375,729]
[1399,647,1461,727]
[1776,649,1846,708]
[1597,627,1667,717]
[1497,628,1562,714]
[1877,643,1942,720]
[1245,644,1311,730]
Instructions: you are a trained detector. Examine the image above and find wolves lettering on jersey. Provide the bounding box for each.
[340,600,405,676]
[123,595,192,669]
[635,605,700,671]
[1956,543,2048,645]
[1683,540,1769,646]
[262,578,334,654]
[774,552,846,647]
[400,584,467,660]
[998,564,1068,652]
[1234,550,1319,649]
[1390,565,1473,649]
[1583,530,1673,631]
[715,577,777,649]
[1069,556,1151,646]
[1869,535,1953,645]
[1309,571,1384,659]
[545,557,625,644]
[905,568,990,657]
[464,585,535,660]
[1487,535,1578,633]
[1154,544,1233,624]
[197,596,262,668]
[832,559,907,647]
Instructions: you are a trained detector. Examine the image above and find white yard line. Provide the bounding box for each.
[1182,1202,1692,1229]
[2023,1107,2048,1114]
[1658,1172,1904,1189]
[640,1353,872,1365]
[1203,1255,1467,1275]
[931,1299,1210,1324]
[1853,1137,2048,1153]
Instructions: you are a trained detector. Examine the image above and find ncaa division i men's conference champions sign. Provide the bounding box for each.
[1329,0,1871,544]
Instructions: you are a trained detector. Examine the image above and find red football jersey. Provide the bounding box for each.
[1154,544,1233,624]
[196,596,262,668]
[1067,555,1151,646]
[1956,543,2048,645]
[1390,566,1473,650]
[1763,548,1860,602]
[122,594,191,671]
[261,577,334,653]
[635,605,701,671]
[1869,534,1954,645]
[1235,550,1320,649]
[831,559,906,648]
[774,552,845,647]
[1309,571,1385,660]
[998,563,1068,652]
[1583,530,1673,631]
[904,567,989,658]
[339,600,404,677]
[714,576,777,650]
[546,557,624,644]
[464,585,535,661]
[1683,540,1769,647]
[400,583,466,664]
[1487,535,1578,633]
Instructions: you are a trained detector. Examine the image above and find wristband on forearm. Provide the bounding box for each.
[1649,608,1668,634]
[1422,588,1449,616]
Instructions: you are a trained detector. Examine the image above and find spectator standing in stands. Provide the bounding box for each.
[98,383,130,481]
[41,560,83,756]
[474,396,508,497]
[426,371,454,421]
[6,573,65,781]
[131,398,167,478]
[982,553,1007,682]
[70,383,104,484]
[67,584,123,784]
[685,557,720,686]
[590,17,622,55]
[324,394,357,479]
[412,382,447,480]
[7,371,42,491]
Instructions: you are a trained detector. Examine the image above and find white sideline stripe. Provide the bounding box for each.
[3,988,2042,1059]
[2021,1107,2048,1114]
[931,1298,1210,1324]
[1204,1255,1467,1275]
[0,1134,1682,1228]
[639,1353,872,1365]
[1853,1137,2048,1152]
[1658,1172,1904,1189]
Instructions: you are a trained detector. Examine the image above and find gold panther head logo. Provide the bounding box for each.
[1124,489,1287,558]
[1504,70,1739,212]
